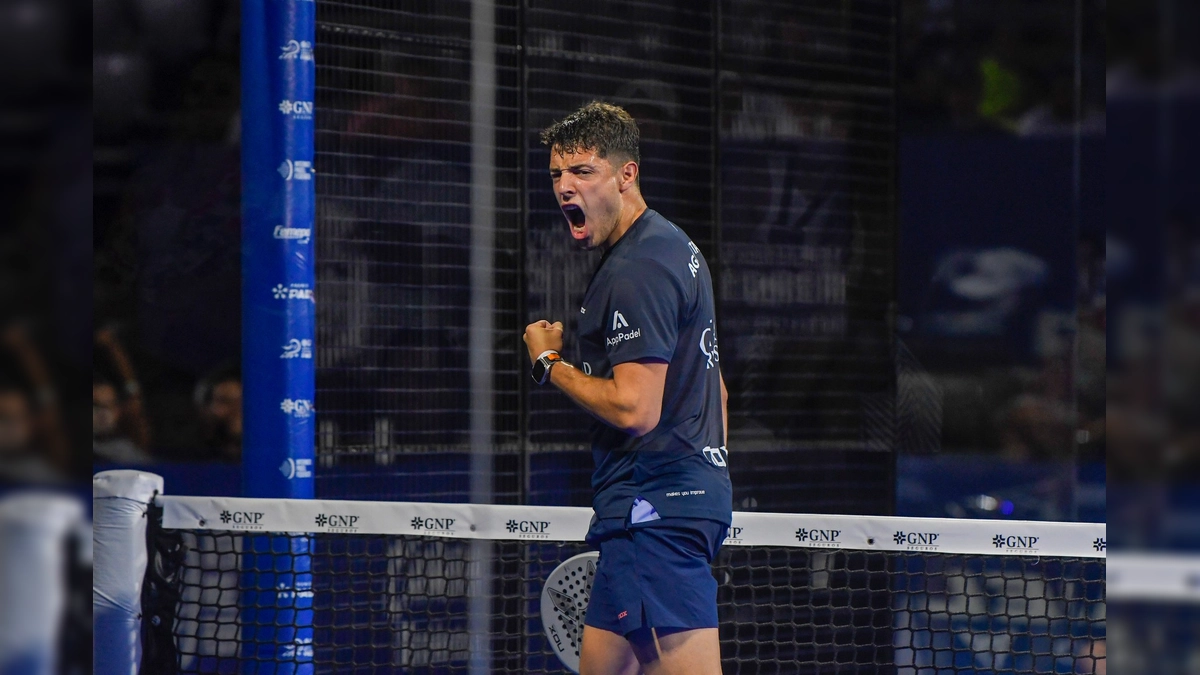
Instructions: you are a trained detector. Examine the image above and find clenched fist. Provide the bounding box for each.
[523,320,564,364]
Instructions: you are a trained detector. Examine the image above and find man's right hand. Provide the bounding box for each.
[523,320,564,364]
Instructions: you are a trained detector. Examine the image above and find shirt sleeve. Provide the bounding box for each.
[603,260,682,366]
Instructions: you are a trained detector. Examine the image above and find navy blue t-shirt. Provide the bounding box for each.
[577,209,732,526]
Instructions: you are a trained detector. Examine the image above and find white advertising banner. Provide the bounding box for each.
[160,496,1106,560]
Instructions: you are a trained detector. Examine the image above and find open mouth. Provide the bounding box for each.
[561,204,588,241]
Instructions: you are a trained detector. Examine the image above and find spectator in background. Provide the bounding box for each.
[94,325,153,456]
[1018,68,1106,136]
[194,366,242,461]
[0,324,69,479]
[92,375,154,465]
[945,59,1009,134]
[0,381,61,484]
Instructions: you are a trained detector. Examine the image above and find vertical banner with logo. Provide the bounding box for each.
[241,0,315,671]
[242,0,316,500]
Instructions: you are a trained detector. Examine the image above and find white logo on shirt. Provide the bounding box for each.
[702,445,728,468]
[606,328,641,347]
[699,326,719,369]
[612,310,629,330]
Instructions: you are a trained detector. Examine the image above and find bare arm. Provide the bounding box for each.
[549,359,667,437]
[523,319,667,437]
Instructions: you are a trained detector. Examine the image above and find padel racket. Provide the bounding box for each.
[540,551,599,673]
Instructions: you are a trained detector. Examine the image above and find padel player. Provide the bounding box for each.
[524,102,732,675]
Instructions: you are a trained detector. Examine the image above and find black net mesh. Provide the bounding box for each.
[311,0,898,515]
[148,528,1105,674]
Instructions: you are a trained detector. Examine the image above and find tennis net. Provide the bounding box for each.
[140,496,1105,674]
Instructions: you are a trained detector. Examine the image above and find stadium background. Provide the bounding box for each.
[92,0,1113,518]
[71,0,1194,672]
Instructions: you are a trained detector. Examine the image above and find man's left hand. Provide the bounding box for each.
[524,320,564,364]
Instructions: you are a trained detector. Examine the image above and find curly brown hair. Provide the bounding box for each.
[539,101,641,166]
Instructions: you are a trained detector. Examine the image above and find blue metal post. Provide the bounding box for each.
[240,0,316,671]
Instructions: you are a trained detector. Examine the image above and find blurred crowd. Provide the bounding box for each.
[81,0,1199,491]
[93,327,244,465]
[900,0,1106,135]
[82,0,1139,478]
[0,0,1192,672]
[92,0,245,467]
[893,0,1108,476]
[0,0,89,487]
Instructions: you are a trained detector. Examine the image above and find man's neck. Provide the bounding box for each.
[603,196,648,251]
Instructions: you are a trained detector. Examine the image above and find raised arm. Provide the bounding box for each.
[524,319,667,437]
[550,359,666,437]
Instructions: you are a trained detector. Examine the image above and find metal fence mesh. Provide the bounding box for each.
[311,0,898,513]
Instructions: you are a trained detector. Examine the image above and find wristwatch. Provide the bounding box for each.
[531,350,564,385]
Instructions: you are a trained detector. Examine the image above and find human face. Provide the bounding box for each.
[0,391,31,455]
[93,383,120,437]
[207,380,243,436]
[549,147,625,250]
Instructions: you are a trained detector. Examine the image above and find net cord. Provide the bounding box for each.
[1108,553,1200,602]
[157,495,1106,559]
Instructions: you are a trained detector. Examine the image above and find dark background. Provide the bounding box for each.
[0,0,1166,672]
[86,0,1118,526]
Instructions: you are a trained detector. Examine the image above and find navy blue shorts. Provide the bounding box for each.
[583,518,727,636]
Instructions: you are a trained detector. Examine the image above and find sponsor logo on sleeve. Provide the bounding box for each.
[218,510,266,531]
[992,534,1041,554]
[892,530,941,551]
[279,40,314,61]
[506,519,552,540]
[281,399,314,418]
[606,329,641,347]
[606,309,640,346]
[281,338,314,359]
[687,241,701,277]
[272,283,315,302]
[314,513,361,533]
[409,516,459,537]
[795,527,842,548]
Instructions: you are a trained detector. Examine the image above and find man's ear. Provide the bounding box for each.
[619,160,640,192]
